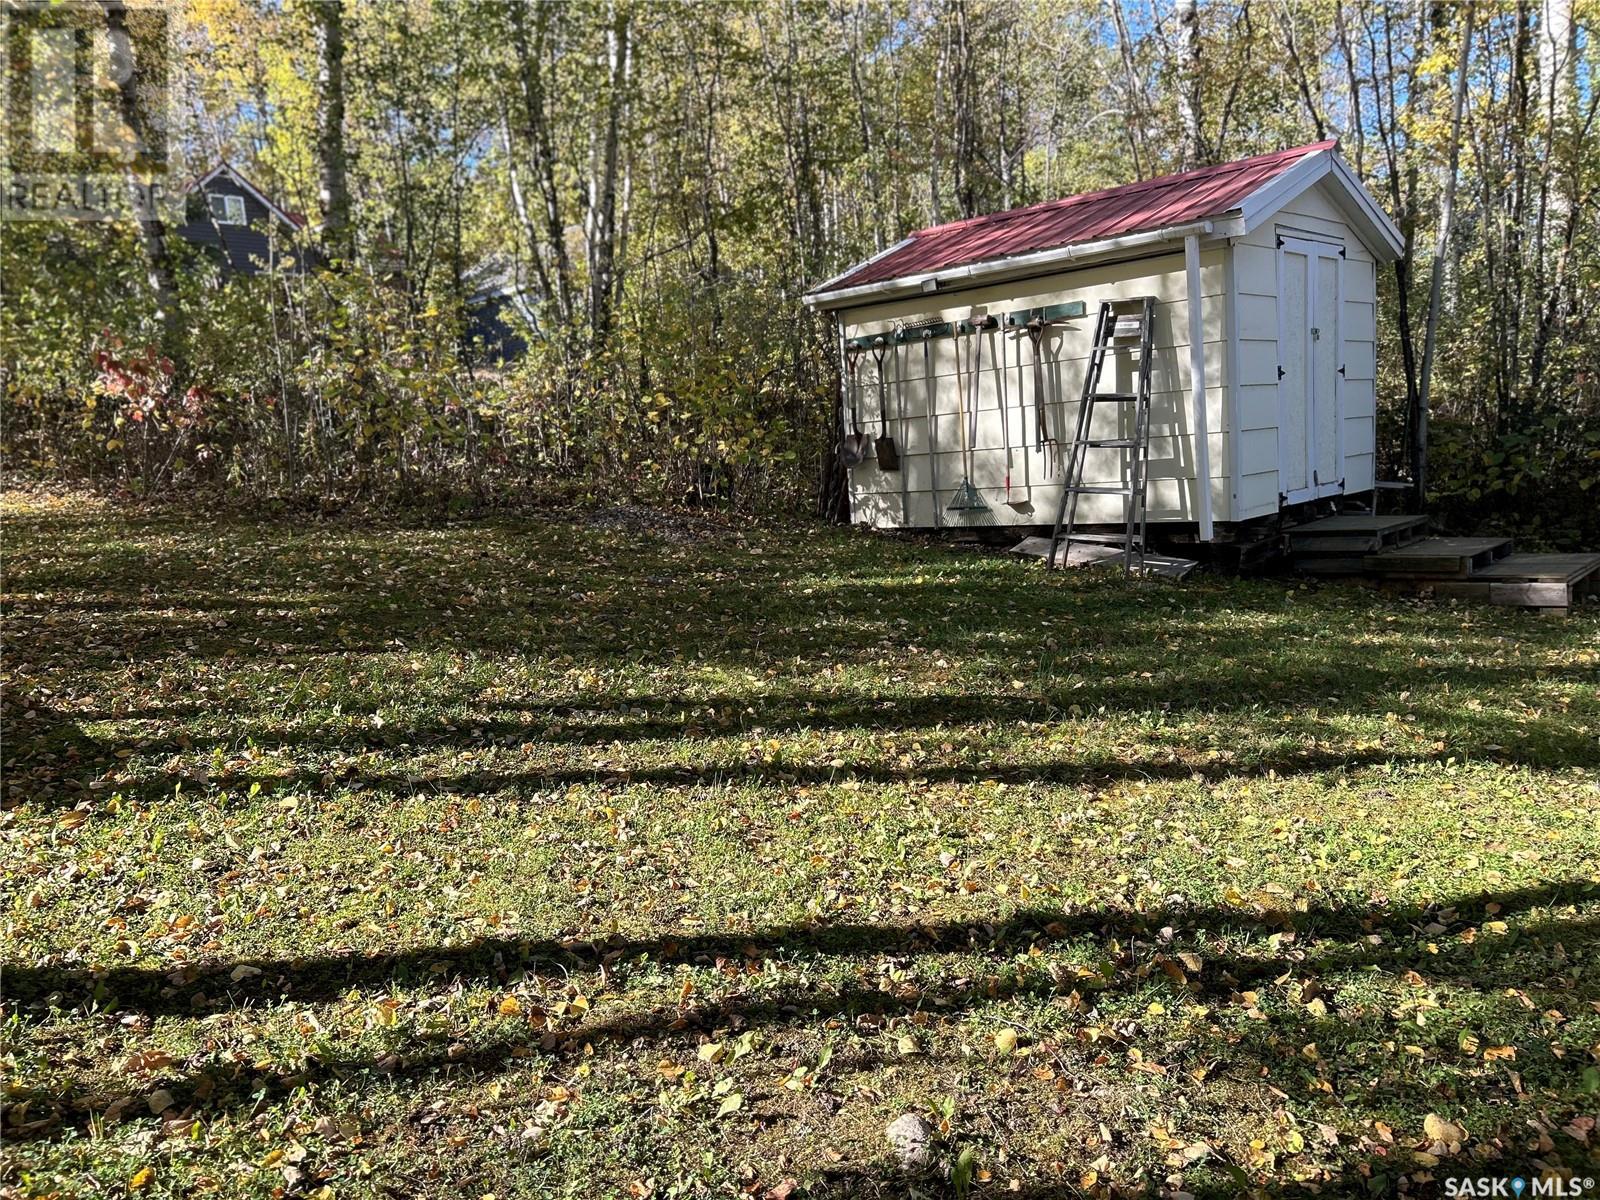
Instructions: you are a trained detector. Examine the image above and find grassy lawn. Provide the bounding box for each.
[3,489,1598,1199]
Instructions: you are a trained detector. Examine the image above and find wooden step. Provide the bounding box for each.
[1432,552,1600,611]
[1364,537,1514,579]
[1287,513,1429,556]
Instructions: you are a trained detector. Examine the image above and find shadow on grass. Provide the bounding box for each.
[9,880,1593,1020]
[7,510,1596,818]
[7,881,1595,1167]
[4,874,1595,1196]
[6,511,1598,1187]
[12,680,1598,814]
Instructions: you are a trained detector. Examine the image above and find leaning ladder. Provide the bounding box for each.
[1046,297,1157,576]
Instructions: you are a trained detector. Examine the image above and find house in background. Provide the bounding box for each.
[178,163,309,275]
[804,141,1403,541]
[462,257,538,365]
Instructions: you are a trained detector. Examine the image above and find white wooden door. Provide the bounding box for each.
[1276,237,1345,505]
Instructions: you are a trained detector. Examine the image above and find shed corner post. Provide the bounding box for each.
[1185,233,1215,541]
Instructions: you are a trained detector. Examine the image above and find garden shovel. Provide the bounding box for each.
[840,342,870,467]
[871,337,899,472]
[996,321,1032,514]
[892,330,912,523]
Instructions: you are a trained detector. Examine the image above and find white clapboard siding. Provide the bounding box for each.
[840,250,1231,529]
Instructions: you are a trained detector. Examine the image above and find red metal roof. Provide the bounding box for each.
[817,141,1337,293]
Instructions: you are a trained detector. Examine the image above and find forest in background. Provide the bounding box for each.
[2,0,1597,545]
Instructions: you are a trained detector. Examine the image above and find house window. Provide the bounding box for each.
[209,193,246,225]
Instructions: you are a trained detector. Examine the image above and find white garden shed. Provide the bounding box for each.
[803,141,1403,540]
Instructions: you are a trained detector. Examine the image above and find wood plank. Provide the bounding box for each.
[1488,580,1572,607]
[1291,514,1428,535]
[1007,536,1198,578]
[1295,557,1368,574]
[1472,553,1600,583]
[1432,580,1492,601]
[1365,537,1513,578]
[1292,535,1396,554]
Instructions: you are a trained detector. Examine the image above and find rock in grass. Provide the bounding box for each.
[885,1112,933,1170]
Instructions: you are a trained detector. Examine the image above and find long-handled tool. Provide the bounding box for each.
[1005,310,1035,510]
[840,341,870,466]
[994,318,1031,514]
[892,328,912,524]
[917,322,949,528]
[1024,315,1055,477]
[948,314,995,512]
[996,323,1011,504]
[1023,303,1088,478]
[870,336,900,472]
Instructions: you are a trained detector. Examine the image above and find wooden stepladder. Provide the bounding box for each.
[1046,297,1157,576]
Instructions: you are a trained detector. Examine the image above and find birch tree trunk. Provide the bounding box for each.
[312,0,351,265]
[103,3,179,363]
[1175,0,1205,166]
[1416,3,1475,506]
[585,2,631,344]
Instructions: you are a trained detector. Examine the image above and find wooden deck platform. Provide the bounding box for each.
[1288,514,1599,614]
[1000,512,1596,613]
[1363,536,1514,578]
[1431,553,1600,609]
[1287,513,1429,553]
[1289,513,1430,574]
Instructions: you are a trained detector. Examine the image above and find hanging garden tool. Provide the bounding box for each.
[993,316,1031,514]
[1023,302,1088,477]
[870,336,899,472]
[839,340,871,466]
[1024,313,1055,476]
[892,326,913,523]
[913,320,951,528]
[948,314,996,513]
[1005,310,1035,512]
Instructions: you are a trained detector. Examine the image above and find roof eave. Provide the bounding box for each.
[803,220,1221,312]
[806,235,916,300]
[1232,148,1403,261]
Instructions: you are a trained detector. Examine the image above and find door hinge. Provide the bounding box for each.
[1276,236,1284,248]
[1277,366,1286,379]
[1338,364,1346,376]
[1339,247,1347,258]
